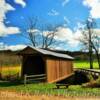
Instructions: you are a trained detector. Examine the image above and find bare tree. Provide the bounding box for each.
[21,17,62,49]
[79,18,100,69]
[86,18,94,69]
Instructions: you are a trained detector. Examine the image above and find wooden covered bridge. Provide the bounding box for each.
[18,46,74,83]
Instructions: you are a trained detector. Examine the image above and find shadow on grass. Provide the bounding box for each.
[0,80,23,87]
[0,80,45,87]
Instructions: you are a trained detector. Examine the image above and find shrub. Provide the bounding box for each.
[82,76,100,88]
[96,76,100,83]
[87,74,94,82]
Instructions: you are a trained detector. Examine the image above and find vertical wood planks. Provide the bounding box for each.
[46,58,73,83]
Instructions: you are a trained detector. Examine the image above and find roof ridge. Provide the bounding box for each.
[21,46,74,60]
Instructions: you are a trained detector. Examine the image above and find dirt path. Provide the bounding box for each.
[0,91,100,100]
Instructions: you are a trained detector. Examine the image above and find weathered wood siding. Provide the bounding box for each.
[46,57,73,83]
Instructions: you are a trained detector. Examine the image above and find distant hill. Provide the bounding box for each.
[0,50,21,55]
[43,49,98,61]
[0,50,21,66]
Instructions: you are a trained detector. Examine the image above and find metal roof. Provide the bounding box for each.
[20,46,74,60]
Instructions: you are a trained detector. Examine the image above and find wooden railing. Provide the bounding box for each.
[24,74,46,85]
[77,68,100,77]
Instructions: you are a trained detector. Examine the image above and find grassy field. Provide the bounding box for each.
[0,66,21,76]
[74,60,99,69]
[0,82,100,97]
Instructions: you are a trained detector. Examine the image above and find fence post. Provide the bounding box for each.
[24,74,27,85]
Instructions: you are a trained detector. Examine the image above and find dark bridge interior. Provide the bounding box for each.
[22,55,45,75]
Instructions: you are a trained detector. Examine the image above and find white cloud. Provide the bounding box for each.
[74,22,85,31]
[0,22,20,36]
[27,29,39,33]
[42,27,80,47]
[7,44,26,51]
[54,27,81,47]
[0,43,26,51]
[55,27,73,41]
[83,0,100,18]
[14,0,26,8]
[48,9,59,16]
[0,0,20,37]
[0,0,15,22]
[93,29,100,37]
[62,0,69,6]
[28,26,80,48]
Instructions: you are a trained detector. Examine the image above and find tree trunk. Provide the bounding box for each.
[91,42,100,69]
[93,47,100,69]
[89,50,93,69]
[89,33,93,69]
[96,52,100,69]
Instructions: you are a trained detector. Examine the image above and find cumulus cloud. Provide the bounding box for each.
[0,0,15,22]
[0,43,26,51]
[6,44,26,51]
[43,27,81,47]
[93,29,100,37]
[48,9,60,16]
[54,27,73,41]
[0,0,20,37]
[62,0,69,6]
[0,22,20,36]
[27,29,39,33]
[83,0,100,18]
[14,0,26,8]
[27,26,81,48]
[54,27,81,47]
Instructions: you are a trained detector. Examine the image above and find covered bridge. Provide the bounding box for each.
[18,46,74,83]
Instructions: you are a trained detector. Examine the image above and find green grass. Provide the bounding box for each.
[0,82,100,96]
[74,60,99,69]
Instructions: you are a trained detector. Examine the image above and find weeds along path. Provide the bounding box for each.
[0,91,100,100]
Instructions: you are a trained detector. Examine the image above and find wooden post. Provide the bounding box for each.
[24,74,27,85]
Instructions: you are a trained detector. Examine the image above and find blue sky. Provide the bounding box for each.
[0,0,100,51]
